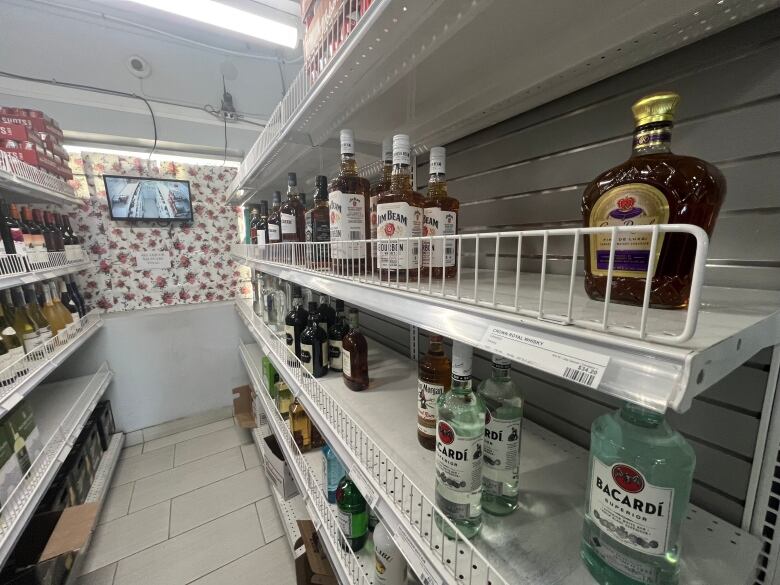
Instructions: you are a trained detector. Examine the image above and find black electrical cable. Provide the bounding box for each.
[135,94,158,161]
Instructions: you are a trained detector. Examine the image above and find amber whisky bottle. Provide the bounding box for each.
[422,147,459,280]
[342,309,368,391]
[280,173,306,245]
[267,191,282,244]
[417,333,451,450]
[582,92,725,309]
[308,175,331,269]
[370,138,392,267]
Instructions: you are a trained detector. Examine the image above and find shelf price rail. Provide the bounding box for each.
[0,249,90,291]
[236,299,507,585]
[0,150,79,205]
[239,340,373,585]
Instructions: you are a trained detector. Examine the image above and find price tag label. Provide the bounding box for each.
[349,471,379,508]
[478,326,609,389]
[395,528,442,585]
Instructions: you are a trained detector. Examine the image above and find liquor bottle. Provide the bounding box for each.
[24,285,51,348]
[66,276,87,316]
[40,282,66,337]
[370,138,393,266]
[342,308,368,391]
[435,341,485,539]
[308,175,330,269]
[280,173,306,245]
[422,147,459,279]
[8,288,38,357]
[368,507,378,532]
[33,209,56,253]
[59,279,80,331]
[257,201,269,245]
[329,129,370,271]
[289,399,312,451]
[477,355,522,515]
[50,281,73,337]
[299,305,329,378]
[374,521,408,585]
[0,297,25,379]
[317,295,336,333]
[323,443,346,504]
[10,421,31,474]
[45,212,64,252]
[20,207,48,265]
[311,421,325,449]
[328,300,348,372]
[60,215,82,261]
[267,191,283,244]
[275,381,292,417]
[249,207,261,244]
[300,192,307,211]
[376,134,424,281]
[0,200,17,257]
[582,404,695,585]
[417,334,451,450]
[284,289,308,363]
[261,275,277,330]
[0,326,14,386]
[583,92,726,309]
[336,475,368,552]
[252,273,262,318]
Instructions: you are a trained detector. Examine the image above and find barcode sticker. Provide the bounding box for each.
[479,326,609,389]
[349,231,362,240]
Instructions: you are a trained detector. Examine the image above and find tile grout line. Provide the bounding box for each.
[182,544,266,585]
[173,437,254,468]
[255,496,267,545]
[139,410,234,443]
[142,418,237,455]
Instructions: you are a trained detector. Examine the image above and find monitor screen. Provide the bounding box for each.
[103,175,194,221]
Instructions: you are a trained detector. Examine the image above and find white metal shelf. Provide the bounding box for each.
[0,311,104,417]
[0,252,91,292]
[0,363,113,568]
[229,0,779,199]
[235,299,763,585]
[0,150,80,206]
[233,244,780,413]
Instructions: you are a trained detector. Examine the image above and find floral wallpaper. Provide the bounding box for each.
[66,152,249,312]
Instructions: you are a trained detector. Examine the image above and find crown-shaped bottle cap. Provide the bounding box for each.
[632,92,680,127]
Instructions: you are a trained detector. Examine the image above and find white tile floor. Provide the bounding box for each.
[78,412,296,585]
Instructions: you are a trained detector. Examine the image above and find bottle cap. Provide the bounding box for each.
[272,191,282,204]
[340,129,355,155]
[287,172,297,186]
[429,147,445,175]
[632,92,679,127]
[335,299,345,310]
[451,341,473,378]
[392,134,411,166]
[260,200,268,214]
[381,138,393,162]
[492,354,511,368]
[315,175,328,191]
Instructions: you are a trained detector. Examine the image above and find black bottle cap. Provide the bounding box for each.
[287,172,297,186]
[272,191,281,204]
[259,200,268,215]
[316,175,328,189]
[335,299,344,310]
[308,301,317,312]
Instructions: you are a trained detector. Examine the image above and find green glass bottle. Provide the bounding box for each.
[434,341,485,539]
[477,354,523,515]
[581,403,696,585]
[336,475,368,551]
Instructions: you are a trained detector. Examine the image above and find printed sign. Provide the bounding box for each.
[135,251,172,270]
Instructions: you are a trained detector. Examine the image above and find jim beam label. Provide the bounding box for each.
[422,207,457,268]
[588,183,669,278]
[482,411,521,496]
[329,340,343,371]
[376,203,422,269]
[589,458,673,556]
[435,421,483,520]
[280,213,296,235]
[417,380,444,437]
[328,192,366,259]
[268,223,281,242]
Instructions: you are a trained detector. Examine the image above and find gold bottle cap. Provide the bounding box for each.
[632,92,680,126]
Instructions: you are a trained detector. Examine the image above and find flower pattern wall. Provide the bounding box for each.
[67,152,249,312]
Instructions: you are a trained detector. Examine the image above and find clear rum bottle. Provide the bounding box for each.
[581,403,695,585]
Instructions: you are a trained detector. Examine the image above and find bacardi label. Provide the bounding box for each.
[587,534,661,584]
[435,421,483,520]
[376,202,422,269]
[329,191,366,259]
[342,349,352,378]
[422,207,457,268]
[329,340,343,371]
[280,212,296,235]
[482,411,521,495]
[589,458,674,556]
[268,224,281,242]
[300,344,313,373]
[417,380,444,437]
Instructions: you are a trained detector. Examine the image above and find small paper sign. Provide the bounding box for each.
[135,251,172,270]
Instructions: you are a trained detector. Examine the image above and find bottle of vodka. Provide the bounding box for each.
[477,354,522,515]
[581,403,696,585]
[434,341,485,539]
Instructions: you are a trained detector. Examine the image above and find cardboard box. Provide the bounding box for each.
[89,401,115,451]
[262,357,279,398]
[0,123,44,147]
[0,113,63,140]
[3,399,43,476]
[0,420,23,506]
[64,448,91,505]
[233,385,256,429]
[263,434,298,500]
[0,139,61,175]
[79,425,102,480]
[295,520,337,585]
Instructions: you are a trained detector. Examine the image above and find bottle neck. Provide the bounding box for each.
[451,372,472,394]
[492,362,511,379]
[390,163,412,192]
[428,335,444,355]
[632,121,673,155]
[620,402,665,428]
[293,296,303,308]
[381,161,392,184]
[340,153,358,176]
[348,313,359,330]
[286,187,299,201]
[427,173,447,199]
[42,285,52,304]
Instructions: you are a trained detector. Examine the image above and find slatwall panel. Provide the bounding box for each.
[407,14,780,523]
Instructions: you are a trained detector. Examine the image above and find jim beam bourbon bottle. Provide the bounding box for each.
[376,134,424,281]
[422,147,459,279]
[581,403,695,585]
[582,92,725,309]
[371,138,393,267]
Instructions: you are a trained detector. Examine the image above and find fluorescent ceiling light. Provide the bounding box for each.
[126,0,298,48]
[63,145,241,168]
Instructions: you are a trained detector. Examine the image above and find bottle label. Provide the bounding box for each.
[256,231,267,245]
[342,349,352,378]
[588,458,674,556]
[588,183,670,278]
[587,534,661,584]
[376,202,422,269]
[329,340,343,370]
[280,213,296,235]
[300,343,313,373]
[417,380,445,437]
[435,421,483,520]
[321,340,328,369]
[0,351,15,386]
[285,325,294,348]
[370,195,378,242]
[422,207,457,268]
[482,412,522,495]
[268,224,281,242]
[10,228,26,256]
[25,234,48,264]
[338,508,367,539]
[329,192,366,259]
[374,538,406,585]
[8,346,24,376]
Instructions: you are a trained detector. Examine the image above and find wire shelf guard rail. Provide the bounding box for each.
[236,300,508,585]
[0,150,78,201]
[233,224,709,346]
[0,248,89,285]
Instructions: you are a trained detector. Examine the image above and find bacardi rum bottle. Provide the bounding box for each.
[374,520,408,585]
[477,355,522,515]
[376,134,424,282]
[422,147,459,279]
[581,403,695,585]
[435,341,485,539]
[267,191,282,244]
[417,334,451,451]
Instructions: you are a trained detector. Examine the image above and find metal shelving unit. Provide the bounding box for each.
[0,363,114,567]
[0,311,104,416]
[228,0,779,200]
[235,298,763,585]
[0,150,80,206]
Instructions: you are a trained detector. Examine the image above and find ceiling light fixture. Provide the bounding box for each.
[126,0,298,48]
[63,145,241,168]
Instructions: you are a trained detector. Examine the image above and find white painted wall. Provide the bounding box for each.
[50,302,254,432]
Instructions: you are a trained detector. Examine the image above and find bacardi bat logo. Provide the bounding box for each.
[612,464,644,493]
[438,421,455,445]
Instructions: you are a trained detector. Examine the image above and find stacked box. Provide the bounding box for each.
[88,401,115,451]
[0,107,72,181]
[3,399,43,476]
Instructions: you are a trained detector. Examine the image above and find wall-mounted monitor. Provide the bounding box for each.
[103,175,193,221]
